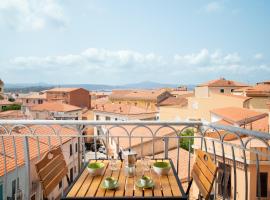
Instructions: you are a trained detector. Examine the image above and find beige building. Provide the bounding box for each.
[159,92,251,122]
[21,92,47,115]
[109,89,172,111]
[195,77,249,97]
[159,78,251,122]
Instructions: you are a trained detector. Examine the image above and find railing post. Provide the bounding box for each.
[23,136,31,200]
[164,137,169,159]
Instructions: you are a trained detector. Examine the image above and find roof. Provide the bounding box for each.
[0,125,77,176]
[213,93,252,101]
[159,97,188,107]
[46,88,81,92]
[0,100,15,106]
[245,82,270,97]
[30,102,82,112]
[0,110,27,119]
[109,89,169,101]
[198,78,249,88]
[93,102,157,117]
[21,92,47,99]
[211,107,268,127]
[169,90,194,97]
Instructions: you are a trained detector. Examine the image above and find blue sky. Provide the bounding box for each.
[0,0,269,85]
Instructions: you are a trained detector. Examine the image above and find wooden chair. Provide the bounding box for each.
[35,146,71,199]
[186,149,218,200]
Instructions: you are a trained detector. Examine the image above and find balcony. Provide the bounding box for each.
[0,120,269,200]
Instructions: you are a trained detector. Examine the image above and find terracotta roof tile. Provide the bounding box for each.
[31,102,82,112]
[211,107,268,125]
[94,103,157,116]
[198,78,249,87]
[246,82,270,97]
[21,92,47,99]
[0,100,15,106]
[0,110,27,119]
[110,89,169,101]
[159,97,188,107]
[46,88,81,92]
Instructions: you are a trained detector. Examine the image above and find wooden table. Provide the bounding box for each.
[62,159,187,199]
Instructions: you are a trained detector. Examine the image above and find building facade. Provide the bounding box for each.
[46,88,90,109]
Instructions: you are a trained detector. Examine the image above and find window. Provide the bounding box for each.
[58,180,62,189]
[69,144,73,156]
[257,172,268,197]
[26,99,29,103]
[220,89,225,93]
[38,99,43,104]
[115,118,118,121]
[105,116,111,121]
[0,183,3,200]
[231,89,234,92]
[96,115,100,121]
[75,143,78,153]
[70,168,74,182]
[12,179,16,197]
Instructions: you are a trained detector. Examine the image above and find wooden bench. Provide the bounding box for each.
[186,149,218,200]
[35,146,70,199]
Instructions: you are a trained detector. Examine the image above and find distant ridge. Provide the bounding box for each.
[5,81,195,93]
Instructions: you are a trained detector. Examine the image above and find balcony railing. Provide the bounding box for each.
[0,120,269,200]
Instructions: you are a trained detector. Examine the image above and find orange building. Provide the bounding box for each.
[46,88,90,108]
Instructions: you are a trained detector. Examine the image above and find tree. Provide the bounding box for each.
[2,104,21,111]
[179,128,194,153]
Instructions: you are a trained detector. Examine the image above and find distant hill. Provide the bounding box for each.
[5,81,195,93]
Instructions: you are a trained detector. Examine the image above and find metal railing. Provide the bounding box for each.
[0,120,269,200]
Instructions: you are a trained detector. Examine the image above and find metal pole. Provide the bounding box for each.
[23,136,31,200]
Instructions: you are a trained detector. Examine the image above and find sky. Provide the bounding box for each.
[0,0,269,85]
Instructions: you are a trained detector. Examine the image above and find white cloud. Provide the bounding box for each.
[174,49,241,67]
[4,48,270,84]
[204,2,222,13]
[254,53,263,60]
[0,0,67,31]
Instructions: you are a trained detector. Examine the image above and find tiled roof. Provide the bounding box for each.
[245,82,270,97]
[0,125,77,176]
[159,97,188,107]
[169,90,194,97]
[21,92,47,99]
[93,102,157,116]
[211,107,268,124]
[46,88,81,92]
[30,102,82,112]
[211,107,269,132]
[0,100,15,106]
[214,93,251,101]
[198,78,249,87]
[0,110,27,119]
[109,89,169,101]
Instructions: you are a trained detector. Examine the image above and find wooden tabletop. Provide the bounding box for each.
[63,159,186,199]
